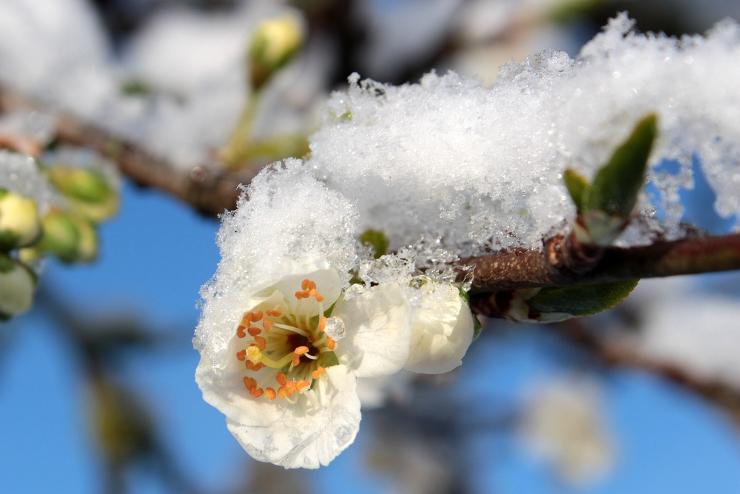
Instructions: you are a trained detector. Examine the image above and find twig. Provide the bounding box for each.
[3,83,740,295]
[0,82,251,216]
[465,232,740,293]
[547,319,740,425]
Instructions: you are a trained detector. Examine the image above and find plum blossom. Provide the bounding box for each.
[196,268,413,468]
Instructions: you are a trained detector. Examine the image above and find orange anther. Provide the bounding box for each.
[308,289,325,302]
[254,335,267,350]
[243,313,253,324]
[247,361,264,371]
[291,354,300,367]
[248,326,261,336]
[276,372,288,386]
[236,326,247,338]
[294,346,310,355]
[265,388,276,400]
[297,380,310,390]
[236,350,246,361]
[243,376,256,390]
[267,310,281,317]
[278,387,288,399]
[319,317,327,332]
[262,320,273,332]
[327,337,336,350]
[301,279,311,290]
[295,290,308,299]
[285,381,297,394]
[250,387,264,398]
[312,367,325,380]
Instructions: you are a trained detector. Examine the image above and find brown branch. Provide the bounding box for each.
[548,319,740,425]
[0,82,251,216]
[3,83,739,296]
[464,232,740,293]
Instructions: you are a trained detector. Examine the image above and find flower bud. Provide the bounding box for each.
[0,188,42,250]
[248,15,303,91]
[0,254,36,319]
[46,166,119,223]
[38,210,98,263]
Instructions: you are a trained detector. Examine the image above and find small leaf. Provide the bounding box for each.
[585,114,658,219]
[527,280,639,317]
[359,229,389,259]
[563,169,590,213]
[318,351,339,368]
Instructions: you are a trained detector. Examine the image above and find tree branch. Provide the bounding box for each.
[0,82,251,216]
[3,83,739,295]
[464,232,740,293]
[547,319,740,425]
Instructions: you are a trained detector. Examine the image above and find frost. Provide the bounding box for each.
[307,15,740,256]
[0,150,52,208]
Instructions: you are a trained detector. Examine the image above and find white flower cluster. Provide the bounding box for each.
[195,163,476,468]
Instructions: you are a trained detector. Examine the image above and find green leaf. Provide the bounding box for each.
[318,351,339,368]
[527,280,639,317]
[359,229,389,259]
[585,114,658,219]
[563,169,590,213]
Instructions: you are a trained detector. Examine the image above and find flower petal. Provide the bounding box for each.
[221,365,360,469]
[404,282,475,374]
[268,268,343,307]
[334,283,411,378]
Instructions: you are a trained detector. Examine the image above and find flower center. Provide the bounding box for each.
[234,278,339,401]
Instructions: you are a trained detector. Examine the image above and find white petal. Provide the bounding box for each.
[404,283,475,374]
[333,283,411,378]
[223,366,360,469]
[269,268,342,307]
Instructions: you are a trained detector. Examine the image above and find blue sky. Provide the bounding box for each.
[2,182,740,493]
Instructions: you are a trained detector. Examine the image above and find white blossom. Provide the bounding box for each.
[196,268,411,468]
[520,376,615,485]
[404,279,475,374]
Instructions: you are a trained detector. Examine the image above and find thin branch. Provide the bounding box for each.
[3,83,740,294]
[464,232,740,293]
[0,82,251,216]
[547,319,740,425]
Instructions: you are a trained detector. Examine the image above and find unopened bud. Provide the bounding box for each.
[0,188,42,250]
[0,254,36,319]
[46,166,119,222]
[38,210,99,263]
[248,15,303,90]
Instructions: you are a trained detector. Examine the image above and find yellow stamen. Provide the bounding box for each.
[246,346,262,364]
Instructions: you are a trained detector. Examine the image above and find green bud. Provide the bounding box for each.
[46,166,119,222]
[359,229,389,259]
[581,114,658,245]
[0,254,36,320]
[38,210,98,263]
[0,188,42,250]
[248,15,303,91]
[563,169,589,214]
